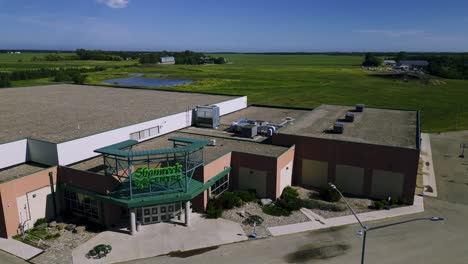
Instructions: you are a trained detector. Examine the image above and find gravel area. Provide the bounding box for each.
[30,227,97,264]
[294,186,374,219]
[222,202,310,238]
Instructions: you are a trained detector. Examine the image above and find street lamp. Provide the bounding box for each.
[328,182,444,264]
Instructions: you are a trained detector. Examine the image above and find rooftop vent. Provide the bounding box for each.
[345,112,355,122]
[333,122,344,134]
[355,104,365,112]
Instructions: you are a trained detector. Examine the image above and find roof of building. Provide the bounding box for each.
[71,131,289,173]
[219,105,311,125]
[0,84,238,144]
[0,162,50,183]
[398,60,429,66]
[277,104,418,149]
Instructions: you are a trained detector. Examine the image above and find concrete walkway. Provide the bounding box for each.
[72,213,247,264]
[268,195,424,236]
[0,238,42,260]
[421,133,438,197]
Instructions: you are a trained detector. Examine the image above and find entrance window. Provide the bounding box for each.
[64,190,100,220]
[211,174,230,198]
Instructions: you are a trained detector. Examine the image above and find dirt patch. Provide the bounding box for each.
[167,246,219,258]
[222,202,309,238]
[285,243,351,263]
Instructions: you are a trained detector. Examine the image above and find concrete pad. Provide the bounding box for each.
[421,133,438,197]
[0,238,42,260]
[72,213,247,264]
[268,196,424,236]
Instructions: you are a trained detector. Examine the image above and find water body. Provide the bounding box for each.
[103,74,192,87]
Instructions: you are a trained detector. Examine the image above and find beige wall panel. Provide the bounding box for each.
[335,164,365,196]
[301,159,328,188]
[239,167,267,197]
[371,170,404,199]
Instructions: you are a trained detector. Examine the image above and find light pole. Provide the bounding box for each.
[328,182,444,264]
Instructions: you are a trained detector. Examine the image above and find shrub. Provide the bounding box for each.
[87,244,112,259]
[276,186,302,211]
[218,192,243,209]
[302,199,345,212]
[373,200,389,210]
[262,205,291,216]
[233,190,257,203]
[45,233,60,240]
[206,202,223,219]
[34,218,47,227]
[242,215,264,226]
[320,187,341,203]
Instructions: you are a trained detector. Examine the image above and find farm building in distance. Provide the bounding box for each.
[0,84,420,238]
[159,56,175,64]
[395,60,429,70]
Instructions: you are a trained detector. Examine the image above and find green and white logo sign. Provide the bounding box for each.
[133,163,183,189]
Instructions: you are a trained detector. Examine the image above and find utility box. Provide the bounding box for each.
[241,124,258,138]
[194,105,220,128]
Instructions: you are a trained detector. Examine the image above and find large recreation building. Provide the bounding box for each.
[0,84,420,238]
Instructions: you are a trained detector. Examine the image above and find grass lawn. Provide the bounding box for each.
[4,53,468,132]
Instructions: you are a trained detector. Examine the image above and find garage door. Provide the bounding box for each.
[301,159,328,189]
[371,170,404,199]
[335,164,364,196]
[239,167,267,197]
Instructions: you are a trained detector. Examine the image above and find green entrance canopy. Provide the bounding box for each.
[66,167,231,208]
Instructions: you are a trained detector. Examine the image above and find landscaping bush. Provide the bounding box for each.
[302,199,346,212]
[373,200,389,210]
[242,215,264,226]
[233,190,257,203]
[218,192,243,209]
[320,187,341,202]
[86,244,112,259]
[206,201,223,219]
[34,218,48,227]
[262,204,291,216]
[276,186,303,211]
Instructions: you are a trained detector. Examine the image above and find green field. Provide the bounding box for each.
[2,53,468,132]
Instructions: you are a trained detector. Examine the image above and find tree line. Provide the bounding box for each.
[0,67,105,88]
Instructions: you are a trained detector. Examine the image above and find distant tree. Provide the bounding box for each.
[396,51,408,61]
[362,53,382,67]
[71,73,87,84]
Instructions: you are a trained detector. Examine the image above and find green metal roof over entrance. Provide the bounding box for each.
[66,167,231,208]
[94,137,210,158]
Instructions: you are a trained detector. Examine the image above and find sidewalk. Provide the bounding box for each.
[72,213,247,264]
[268,195,424,236]
[0,238,42,260]
[421,133,438,197]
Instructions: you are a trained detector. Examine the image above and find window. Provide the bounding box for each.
[210,174,230,197]
[64,190,100,220]
[130,126,161,141]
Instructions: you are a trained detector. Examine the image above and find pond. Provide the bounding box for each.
[102,74,192,87]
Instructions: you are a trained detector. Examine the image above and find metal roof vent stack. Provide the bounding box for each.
[209,139,217,146]
[345,112,355,122]
[356,104,365,112]
[333,122,344,134]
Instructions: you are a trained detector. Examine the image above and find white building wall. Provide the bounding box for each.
[56,96,247,165]
[214,96,247,116]
[0,139,27,169]
[27,139,58,166]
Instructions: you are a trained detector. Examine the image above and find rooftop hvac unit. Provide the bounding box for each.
[194,105,220,128]
[345,112,355,122]
[356,104,365,112]
[333,122,344,134]
[240,124,258,138]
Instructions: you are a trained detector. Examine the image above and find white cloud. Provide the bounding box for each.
[97,0,130,9]
[354,29,424,37]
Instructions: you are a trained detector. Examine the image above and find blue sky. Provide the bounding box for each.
[1,0,467,52]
